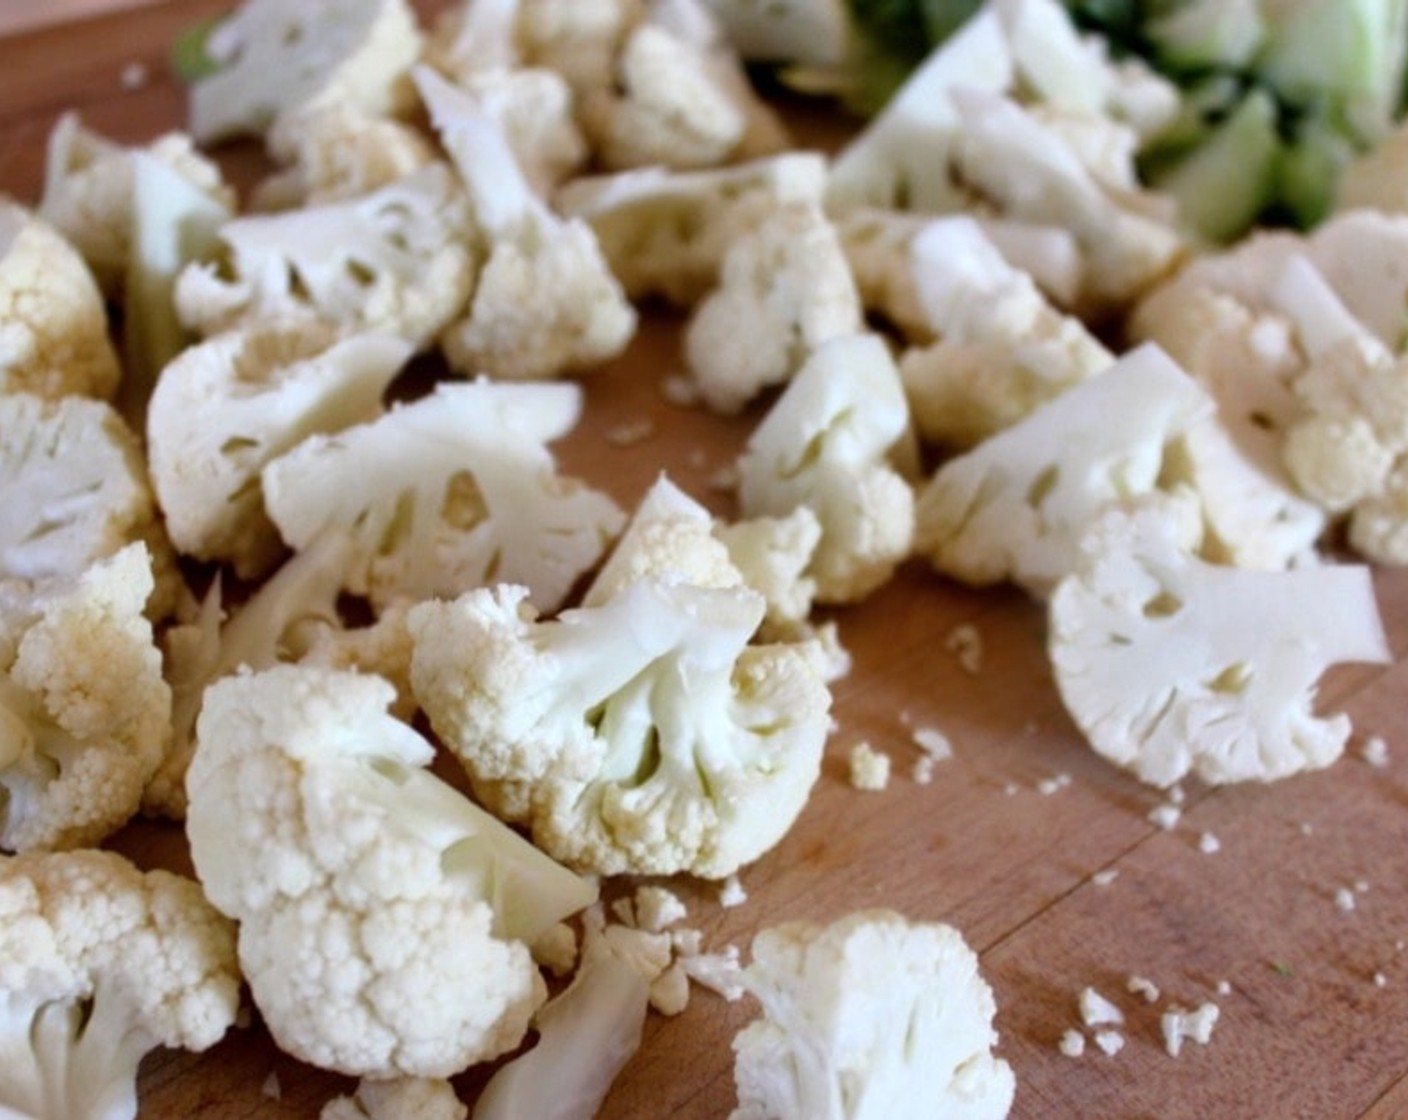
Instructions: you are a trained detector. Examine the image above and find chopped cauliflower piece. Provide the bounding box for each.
[0,200,119,401]
[1078,987,1123,1027]
[731,909,1015,1120]
[1049,495,1391,787]
[1161,1002,1220,1058]
[633,885,688,932]
[848,741,892,791]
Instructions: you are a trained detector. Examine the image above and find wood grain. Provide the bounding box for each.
[4,3,1408,1118]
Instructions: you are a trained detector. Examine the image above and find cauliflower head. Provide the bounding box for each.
[0,201,119,402]
[175,164,476,348]
[146,322,410,579]
[0,848,240,1120]
[185,663,598,1078]
[407,575,832,880]
[1048,496,1391,787]
[0,545,170,852]
[730,909,1015,1120]
[261,379,624,613]
[737,332,915,604]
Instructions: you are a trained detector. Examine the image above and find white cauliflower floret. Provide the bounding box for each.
[188,0,423,144]
[730,909,1015,1120]
[0,201,119,402]
[737,333,914,604]
[175,164,476,349]
[407,572,831,879]
[0,848,240,1120]
[0,545,170,852]
[684,200,863,414]
[578,2,789,171]
[556,152,828,306]
[146,322,411,579]
[518,0,638,95]
[186,664,599,1078]
[261,379,625,613]
[899,216,1114,450]
[38,111,234,299]
[252,103,437,211]
[415,66,636,381]
[913,343,1211,598]
[1049,496,1391,787]
[0,393,180,615]
[321,1078,467,1120]
[716,508,822,630]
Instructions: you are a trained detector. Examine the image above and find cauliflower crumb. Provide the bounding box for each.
[1300,822,1316,837]
[1374,972,1389,988]
[1127,975,1160,1003]
[1361,735,1391,768]
[709,463,740,492]
[1092,869,1120,887]
[662,374,702,408]
[1148,803,1182,830]
[1037,772,1072,796]
[1079,987,1124,1027]
[1161,1002,1220,1057]
[1003,782,1021,796]
[848,741,892,791]
[1094,1030,1125,1056]
[1198,832,1222,855]
[649,962,691,1017]
[633,886,688,932]
[944,622,983,674]
[911,726,954,761]
[912,756,935,785]
[262,1071,281,1100]
[605,418,656,446]
[1215,979,1232,996]
[1058,1029,1086,1057]
[120,61,150,90]
[1168,784,1186,805]
[530,922,580,979]
[1335,887,1358,913]
[678,946,746,1001]
[718,874,748,909]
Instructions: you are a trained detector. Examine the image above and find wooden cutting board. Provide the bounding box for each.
[3,3,1408,1117]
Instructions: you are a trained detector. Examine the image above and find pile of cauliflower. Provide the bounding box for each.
[0,0,1403,1115]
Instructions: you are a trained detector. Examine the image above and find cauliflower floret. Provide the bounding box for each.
[518,0,639,94]
[251,103,438,211]
[321,1078,467,1120]
[0,393,181,616]
[556,152,828,307]
[1049,496,1391,787]
[415,66,636,381]
[0,848,240,1120]
[0,201,119,402]
[175,164,476,348]
[684,200,863,414]
[188,0,423,144]
[730,909,1015,1120]
[186,664,599,1078]
[736,333,914,604]
[716,508,822,631]
[0,545,170,851]
[407,571,831,879]
[38,111,234,299]
[146,322,411,579]
[578,2,789,171]
[913,342,1211,598]
[899,216,1114,450]
[260,379,625,613]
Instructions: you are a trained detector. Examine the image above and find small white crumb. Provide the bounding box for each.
[1148,803,1181,830]
[1354,879,1371,893]
[604,418,656,446]
[648,962,691,1016]
[1168,784,1186,805]
[848,741,892,791]
[1198,832,1221,855]
[1161,1002,1220,1057]
[1003,782,1020,796]
[1093,1029,1125,1056]
[718,874,748,909]
[633,885,688,932]
[1092,869,1119,888]
[943,623,983,674]
[661,373,700,406]
[1397,940,1406,953]
[686,447,708,469]
[1058,1029,1086,1057]
[1335,887,1357,913]
[708,463,739,492]
[261,1071,281,1100]
[1299,822,1315,836]
[1037,772,1072,796]
[1127,975,1160,1003]
[1215,979,1232,996]
[911,726,953,761]
[530,921,579,978]
[1374,972,1389,988]
[679,946,746,1001]
[1079,986,1124,1027]
[912,756,935,785]
[119,61,150,90]
[1360,735,1390,769]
